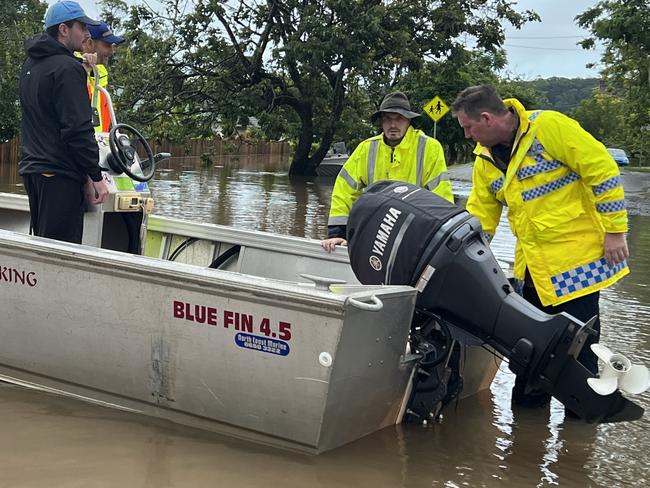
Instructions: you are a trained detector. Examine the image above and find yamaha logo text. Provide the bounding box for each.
[370,207,402,263]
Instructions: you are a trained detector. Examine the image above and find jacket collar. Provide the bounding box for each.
[379,125,418,150]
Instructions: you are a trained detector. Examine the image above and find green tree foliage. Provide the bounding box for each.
[98,0,225,144]
[576,0,650,164]
[0,0,47,141]
[527,77,600,113]
[397,53,547,164]
[107,0,539,174]
[398,50,501,164]
[572,91,627,147]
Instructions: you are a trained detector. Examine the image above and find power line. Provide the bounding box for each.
[508,35,586,39]
[505,43,599,52]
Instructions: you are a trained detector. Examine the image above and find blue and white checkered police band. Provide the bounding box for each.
[517,158,563,180]
[489,177,504,194]
[592,176,621,196]
[596,199,626,213]
[521,171,580,202]
[550,258,628,298]
[527,138,545,155]
[528,110,543,121]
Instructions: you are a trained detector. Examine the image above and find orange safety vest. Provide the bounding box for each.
[87,64,111,133]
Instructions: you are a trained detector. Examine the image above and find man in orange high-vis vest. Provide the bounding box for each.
[81,21,124,132]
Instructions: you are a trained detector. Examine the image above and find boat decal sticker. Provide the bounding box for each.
[133,181,149,192]
[0,265,38,287]
[235,333,290,356]
[114,176,135,191]
[172,300,293,347]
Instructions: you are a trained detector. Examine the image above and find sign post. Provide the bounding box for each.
[423,95,450,138]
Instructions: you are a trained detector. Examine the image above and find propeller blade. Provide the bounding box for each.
[619,365,650,395]
[587,376,619,396]
[591,343,614,363]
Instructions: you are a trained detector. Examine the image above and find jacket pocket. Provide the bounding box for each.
[529,202,586,241]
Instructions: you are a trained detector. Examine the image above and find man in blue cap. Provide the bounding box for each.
[81,21,125,132]
[19,1,109,244]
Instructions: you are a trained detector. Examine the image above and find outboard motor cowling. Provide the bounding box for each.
[347,181,644,423]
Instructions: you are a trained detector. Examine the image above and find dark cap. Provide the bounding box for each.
[88,22,125,44]
[371,91,421,123]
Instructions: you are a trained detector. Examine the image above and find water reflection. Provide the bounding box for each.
[0,160,648,487]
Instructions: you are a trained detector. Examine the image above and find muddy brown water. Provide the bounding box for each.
[0,161,648,487]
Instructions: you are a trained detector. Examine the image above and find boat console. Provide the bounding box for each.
[83,78,169,254]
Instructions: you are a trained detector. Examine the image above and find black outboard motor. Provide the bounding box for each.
[347,180,643,423]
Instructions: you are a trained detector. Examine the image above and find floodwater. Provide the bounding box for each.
[0,159,649,487]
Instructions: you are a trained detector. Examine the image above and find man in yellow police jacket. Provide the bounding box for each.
[452,85,629,408]
[322,91,454,252]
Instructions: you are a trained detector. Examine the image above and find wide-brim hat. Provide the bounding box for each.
[371,91,421,123]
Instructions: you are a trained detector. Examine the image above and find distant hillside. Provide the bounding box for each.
[527,77,600,113]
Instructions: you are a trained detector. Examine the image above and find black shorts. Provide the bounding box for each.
[22,173,85,244]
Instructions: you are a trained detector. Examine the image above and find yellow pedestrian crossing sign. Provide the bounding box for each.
[424,96,449,122]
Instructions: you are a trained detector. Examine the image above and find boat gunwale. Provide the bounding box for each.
[0,228,416,315]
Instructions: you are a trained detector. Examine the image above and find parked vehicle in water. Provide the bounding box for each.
[608,148,630,166]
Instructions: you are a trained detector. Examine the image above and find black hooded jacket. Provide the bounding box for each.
[18,34,101,183]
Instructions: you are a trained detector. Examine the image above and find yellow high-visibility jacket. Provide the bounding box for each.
[467,98,628,306]
[328,126,453,232]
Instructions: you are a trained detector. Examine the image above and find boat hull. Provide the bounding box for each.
[0,229,418,453]
[0,192,499,453]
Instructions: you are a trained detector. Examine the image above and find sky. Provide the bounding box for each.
[48,0,604,80]
[501,0,603,80]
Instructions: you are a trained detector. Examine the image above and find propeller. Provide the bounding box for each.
[587,344,650,396]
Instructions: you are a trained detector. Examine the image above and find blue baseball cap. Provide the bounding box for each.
[44,1,101,29]
[88,22,125,45]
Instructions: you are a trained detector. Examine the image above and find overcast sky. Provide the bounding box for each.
[51,0,604,80]
[502,0,603,79]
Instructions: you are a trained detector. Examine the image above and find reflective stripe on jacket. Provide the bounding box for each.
[328,126,453,227]
[467,98,628,306]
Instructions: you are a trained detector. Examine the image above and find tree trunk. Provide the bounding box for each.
[288,104,316,176]
[288,70,347,176]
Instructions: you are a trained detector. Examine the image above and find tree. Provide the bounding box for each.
[576,0,650,163]
[572,90,627,147]
[0,0,47,142]
[396,50,548,165]
[398,49,502,164]
[108,0,539,174]
[98,0,225,144]
[527,77,600,113]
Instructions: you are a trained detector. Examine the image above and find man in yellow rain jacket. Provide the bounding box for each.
[322,91,454,252]
[81,21,124,132]
[452,85,629,408]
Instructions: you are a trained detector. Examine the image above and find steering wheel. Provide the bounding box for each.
[108,123,156,182]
